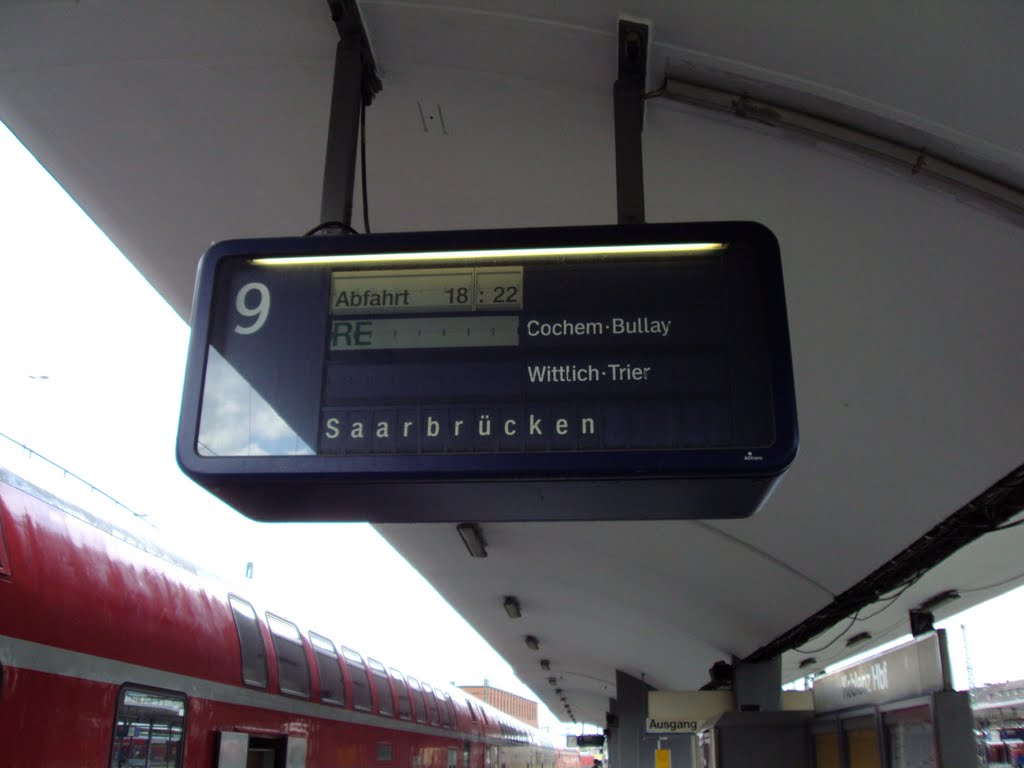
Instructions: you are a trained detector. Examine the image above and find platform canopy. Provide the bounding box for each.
[2,0,1023,727]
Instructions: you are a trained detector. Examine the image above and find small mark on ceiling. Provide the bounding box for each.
[417,102,449,135]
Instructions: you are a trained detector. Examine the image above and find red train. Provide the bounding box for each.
[984,727,1024,767]
[0,468,582,768]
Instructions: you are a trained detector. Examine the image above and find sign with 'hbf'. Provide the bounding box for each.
[812,631,950,713]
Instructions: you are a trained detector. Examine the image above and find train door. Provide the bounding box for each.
[217,732,308,768]
[109,686,187,768]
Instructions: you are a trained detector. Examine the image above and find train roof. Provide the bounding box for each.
[0,464,558,741]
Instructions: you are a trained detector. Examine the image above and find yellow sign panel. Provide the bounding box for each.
[655,749,671,768]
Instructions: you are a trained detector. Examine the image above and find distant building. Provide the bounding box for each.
[973,678,1024,725]
[973,679,1024,766]
[459,681,539,728]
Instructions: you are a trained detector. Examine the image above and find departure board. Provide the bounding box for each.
[177,222,798,522]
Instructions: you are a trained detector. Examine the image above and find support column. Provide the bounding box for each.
[320,37,365,227]
[732,655,782,712]
[613,20,649,225]
[606,697,618,768]
[610,671,695,768]
[320,0,382,228]
[610,670,654,768]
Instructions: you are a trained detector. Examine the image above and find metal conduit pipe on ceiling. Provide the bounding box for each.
[656,75,1024,228]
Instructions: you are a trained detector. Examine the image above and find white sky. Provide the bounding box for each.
[1,117,1022,721]
[0,118,571,730]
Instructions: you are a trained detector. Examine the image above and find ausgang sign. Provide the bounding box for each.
[177,222,797,522]
[646,691,734,734]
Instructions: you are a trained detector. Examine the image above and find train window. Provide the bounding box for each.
[343,647,374,711]
[390,668,413,720]
[406,676,427,724]
[0,511,10,578]
[448,747,459,768]
[310,632,346,706]
[421,682,441,725]
[228,596,267,688]
[266,613,310,698]
[367,659,395,717]
[377,742,394,762]
[109,686,186,768]
[444,693,458,727]
[437,690,452,728]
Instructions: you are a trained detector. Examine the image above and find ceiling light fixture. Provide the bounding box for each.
[503,596,522,619]
[846,631,871,647]
[918,590,960,612]
[525,636,540,651]
[798,658,817,669]
[456,523,487,558]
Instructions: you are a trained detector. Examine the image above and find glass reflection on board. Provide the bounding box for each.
[197,346,313,457]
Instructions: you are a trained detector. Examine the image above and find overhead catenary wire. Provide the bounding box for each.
[993,516,1024,532]
[960,569,1024,594]
[793,612,860,655]
[791,567,929,655]
[744,462,1024,665]
[791,573,925,655]
[855,573,926,622]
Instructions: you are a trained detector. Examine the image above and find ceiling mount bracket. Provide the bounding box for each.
[614,19,649,225]
[320,1,383,230]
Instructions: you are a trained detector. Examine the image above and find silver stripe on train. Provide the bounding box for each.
[0,633,505,744]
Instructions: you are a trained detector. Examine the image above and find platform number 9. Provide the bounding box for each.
[234,282,270,335]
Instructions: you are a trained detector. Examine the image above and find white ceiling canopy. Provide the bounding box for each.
[2,0,1023,727]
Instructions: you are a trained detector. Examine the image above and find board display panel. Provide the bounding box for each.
[177,222,797,522]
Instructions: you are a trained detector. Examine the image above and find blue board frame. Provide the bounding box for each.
[177,221,797,522]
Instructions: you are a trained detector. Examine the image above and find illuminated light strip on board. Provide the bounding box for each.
[252,242,727,267]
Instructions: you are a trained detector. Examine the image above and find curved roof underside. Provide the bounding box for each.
[2,1,1023,727]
